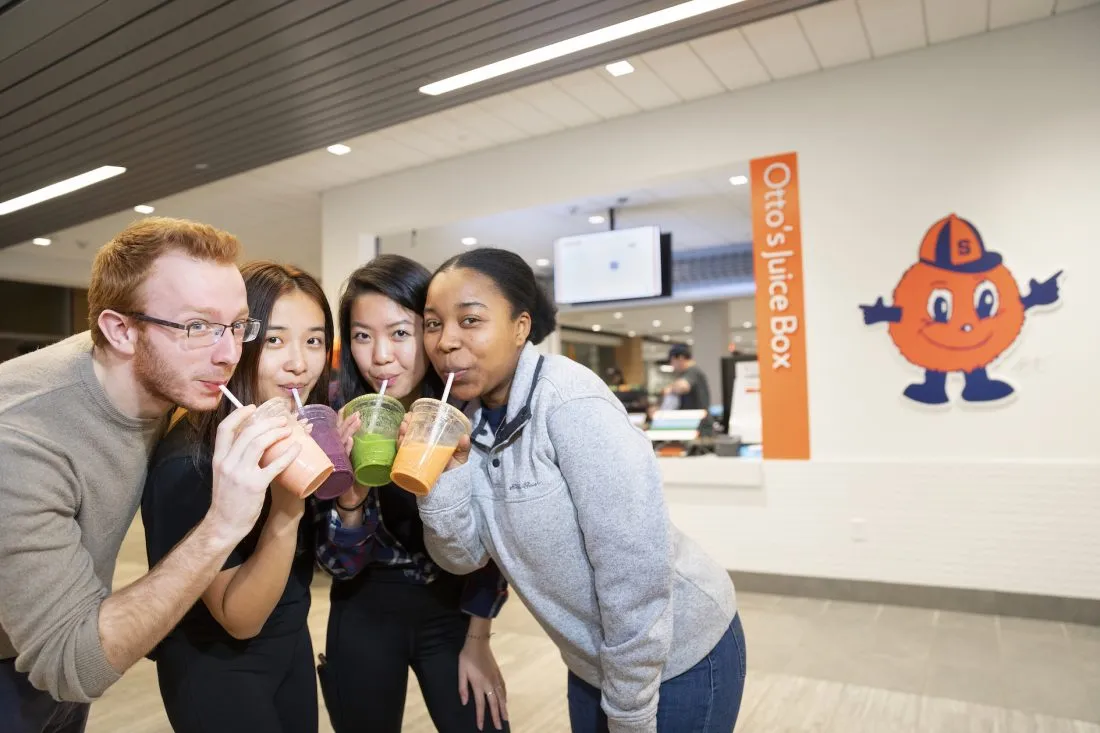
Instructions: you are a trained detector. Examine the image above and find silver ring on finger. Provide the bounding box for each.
[486,690,495,697]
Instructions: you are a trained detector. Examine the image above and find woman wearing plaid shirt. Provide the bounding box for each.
[315,255,510,733]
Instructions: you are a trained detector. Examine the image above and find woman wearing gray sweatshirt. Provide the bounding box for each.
[411,248,746,733]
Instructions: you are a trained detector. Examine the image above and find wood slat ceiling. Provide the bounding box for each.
[0,0,822,250]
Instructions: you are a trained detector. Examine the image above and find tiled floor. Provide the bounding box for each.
[735,592,1100,724]
[87,521,1100,731]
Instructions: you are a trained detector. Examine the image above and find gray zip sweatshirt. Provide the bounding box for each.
[417,343,737,733]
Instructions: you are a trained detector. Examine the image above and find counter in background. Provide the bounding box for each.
[657,454,763,489]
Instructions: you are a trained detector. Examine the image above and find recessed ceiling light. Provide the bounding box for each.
[418,1,745,95]
[589,215,606,224]
[652,319,662,328]
[613,311,623,319]
[684,304,694,313]
[134,204,155,214]
[0,165,126,216]
[461,237,478,246]
[683,326,692,333]
[734,335,743,343]
[729,175,749,186]
[327,144,351,156]
[535,258,550,267]
[662,335,671,342]
[592,324,602,332]
[627,330,637,337]
[743,321,753,328]
[687,338,694,345]
[605,60,635,77]
[32,237,51,246]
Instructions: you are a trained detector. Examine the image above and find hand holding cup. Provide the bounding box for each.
[209,404,302,543]
[338,411,362,456]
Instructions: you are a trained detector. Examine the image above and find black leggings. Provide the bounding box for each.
[154,627,317,733]
[321,576,509,733]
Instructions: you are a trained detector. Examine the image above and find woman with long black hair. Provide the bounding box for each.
[316,254,511,733]
[141,262,333,732]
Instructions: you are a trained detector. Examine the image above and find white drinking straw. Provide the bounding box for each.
[366,380,389,433]
[440,372,455,404]
[218,384,244,409]
[291,387,305,412]
[428,372,456,445]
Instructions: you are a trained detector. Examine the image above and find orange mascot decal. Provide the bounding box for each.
[861,214,1061,405]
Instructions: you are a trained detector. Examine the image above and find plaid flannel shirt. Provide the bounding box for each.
[314,486,508,619]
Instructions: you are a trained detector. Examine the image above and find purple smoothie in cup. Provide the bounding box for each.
[296,404,354,500]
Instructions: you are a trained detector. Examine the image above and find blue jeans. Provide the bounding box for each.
[567,614,746,733]
[0,658,89,733]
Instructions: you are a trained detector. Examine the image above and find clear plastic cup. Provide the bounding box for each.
[341,394,406,487]
[297,404,355,500]
[251,398,333,498]
[390,398,472,497]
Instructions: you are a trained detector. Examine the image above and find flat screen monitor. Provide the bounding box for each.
[553,226,671,305]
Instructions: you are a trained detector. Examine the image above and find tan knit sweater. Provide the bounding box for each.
[0,333,165,701]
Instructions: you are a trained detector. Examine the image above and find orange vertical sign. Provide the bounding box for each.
[750,152,810,459]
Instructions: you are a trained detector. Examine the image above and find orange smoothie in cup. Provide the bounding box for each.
[262,421,334,498]
[390,398,471,497]
[390,442,459,497]
[253,398,334,498]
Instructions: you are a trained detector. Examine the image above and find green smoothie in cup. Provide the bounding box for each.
[341,394,406,487]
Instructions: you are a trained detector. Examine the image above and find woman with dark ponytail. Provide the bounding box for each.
[409,248,746,733]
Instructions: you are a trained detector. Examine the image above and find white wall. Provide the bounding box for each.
[322,8,1100,599]
[0,246,103,289]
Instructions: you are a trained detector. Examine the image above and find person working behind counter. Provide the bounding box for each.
[661,345,711,411]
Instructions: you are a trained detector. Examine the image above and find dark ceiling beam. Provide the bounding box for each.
[0,0,821,249]
[0,0,108,66]
[0,0,234,104]
[0,0,646,192]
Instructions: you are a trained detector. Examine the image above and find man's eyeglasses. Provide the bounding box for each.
[127,313,262,347]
